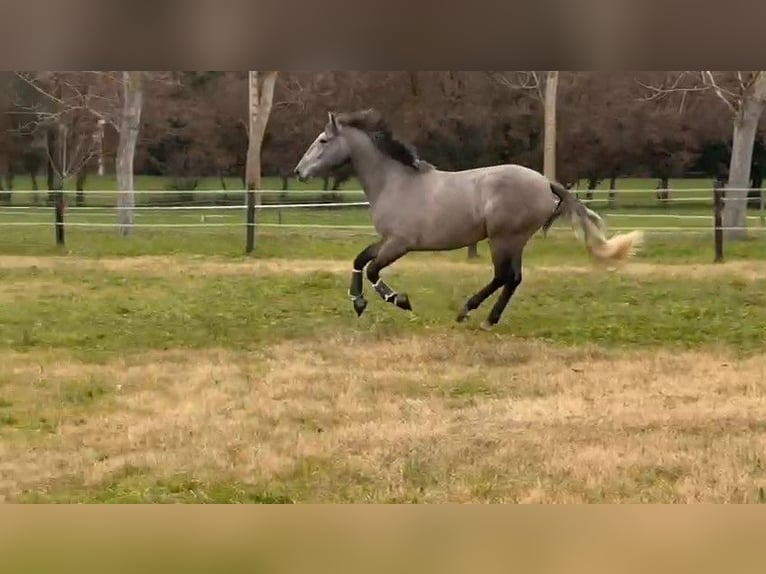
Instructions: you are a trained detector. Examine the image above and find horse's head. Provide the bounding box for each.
[294,112,351,182]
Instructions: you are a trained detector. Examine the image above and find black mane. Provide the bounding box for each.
[335,109,421,170]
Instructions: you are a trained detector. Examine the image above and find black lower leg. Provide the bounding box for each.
[366,245,411,311]
[369,278,410,310]
[456,259,510,322]
[348,241,380,317]
[485,256,523,326]
[348,269,367,316]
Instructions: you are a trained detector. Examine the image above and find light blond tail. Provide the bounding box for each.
[549,181,644,265]
[576,206,644,265]
[587,230,645,264]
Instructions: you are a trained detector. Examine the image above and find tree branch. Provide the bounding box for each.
[14,71,65,106]
[634,72,709,102]
[487,71,545,101]
[701,71,739,114]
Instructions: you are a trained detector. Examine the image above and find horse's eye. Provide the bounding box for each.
[319,138,328,144]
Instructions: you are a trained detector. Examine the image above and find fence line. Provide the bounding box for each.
[0,222,245,228]
[0,211,241,218]
[4,209,764,222]
[2,184,763,262]
[1,194,757,207]
[0,202,370,211]
[2,221,764,233]
[0,199,759,214]
[3,187,765,196]
[0,205,247,212]
[603,213,764,220]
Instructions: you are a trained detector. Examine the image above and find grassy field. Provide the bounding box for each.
[1,252,766,503]
[1,175,766,503]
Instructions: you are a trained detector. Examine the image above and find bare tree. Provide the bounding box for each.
[13,71,174,233]
[115,72,143,235]
[489,71,560,180]
[245,71,278,253]
[638,71,766,239]
[543,71,559,181]
[488,70,560,237]
[12,72,100,194]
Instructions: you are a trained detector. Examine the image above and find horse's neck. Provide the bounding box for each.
[349,141,389,205]
[356,170,386,205]
[346,130,417,206]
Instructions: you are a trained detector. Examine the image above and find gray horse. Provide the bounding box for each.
[294,109,643,329]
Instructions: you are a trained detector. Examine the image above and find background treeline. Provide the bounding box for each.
[0,71,763,194]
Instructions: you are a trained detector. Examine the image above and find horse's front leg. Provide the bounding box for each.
[348,241,381,317]
[366,238,412,311]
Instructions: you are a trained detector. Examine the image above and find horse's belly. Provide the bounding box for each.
[371,190,486,251]
[415,217,486,251]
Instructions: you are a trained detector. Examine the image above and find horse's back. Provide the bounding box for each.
[458,163,557,240]
[436,163,548,190]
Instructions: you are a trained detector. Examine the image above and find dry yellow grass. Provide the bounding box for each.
[3,254,766,281]
[2,335,766,502]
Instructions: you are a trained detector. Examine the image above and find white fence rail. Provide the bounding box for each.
[2,186,761,197]
[1,188,764,239]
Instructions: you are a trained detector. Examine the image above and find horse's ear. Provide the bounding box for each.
[328,111,339,133]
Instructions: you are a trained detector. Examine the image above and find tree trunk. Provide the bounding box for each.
[75,168,87,207]
[2,161,14,205]
[45,122,66,245]
[749,168,762,209]
[586,177,598,200]
[608,175,617,207]
[723,73,766,239]
[723,98,764,239]
[657,176,669,205]
[245,71,278,253]
[46,149,55,205]
[543,71,559,181]
[27,155,39,204]
[116,71,143,236]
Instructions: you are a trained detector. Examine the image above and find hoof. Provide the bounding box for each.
[455,307,471,323]
[352,297,368,317]
[479,320,495,331]
[394,293,412,311]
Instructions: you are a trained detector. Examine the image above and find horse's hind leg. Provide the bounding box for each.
[348,240,381,317]
[481,252,523,330]
[455,252,511,323]
[366,238,412,311]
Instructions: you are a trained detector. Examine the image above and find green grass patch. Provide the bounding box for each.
[19,473,295,504]
[1,262,765,359]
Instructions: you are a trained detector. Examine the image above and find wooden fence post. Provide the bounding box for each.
[54,191,65,246]
[713,180,724,263]
[245,190,255,254]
